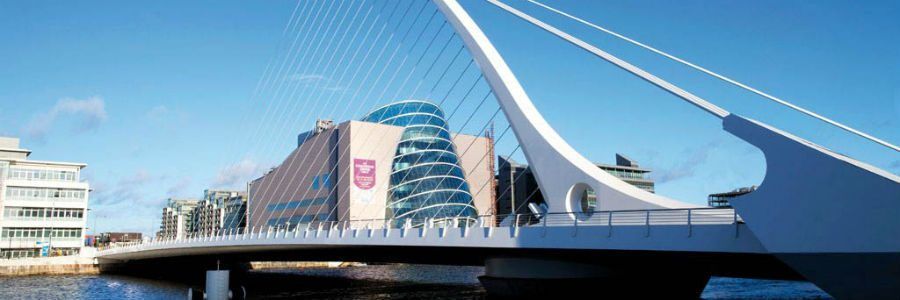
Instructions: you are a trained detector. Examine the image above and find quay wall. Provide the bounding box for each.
[0,256,98,276]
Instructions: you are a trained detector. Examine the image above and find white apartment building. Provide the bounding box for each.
[0,137,90,258]
[158,198,199,240]
[189,190,247,236]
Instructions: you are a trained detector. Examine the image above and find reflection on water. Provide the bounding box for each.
[702,277,831,300]
[0,264,831,299]
[246,265,485,299]
[0,274,188,300]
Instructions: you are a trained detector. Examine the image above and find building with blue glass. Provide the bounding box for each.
[361,100,479,227]
[247,100,493,230]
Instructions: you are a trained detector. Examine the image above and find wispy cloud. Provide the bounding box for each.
[288,73,345,92]
[91,170,165,206]
[88,170,184,235]
[23,96,107,140]
[167,176,193,197]
[144,105,188,129]
[146,105,170,120]
[651,141,721,184]
[213,159,264,188]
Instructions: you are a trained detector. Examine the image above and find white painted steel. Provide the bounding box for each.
[478,0,899,254]
[434,0,699,216]
[725,114,900,254]
[725,114,900,299]
[483,0,729,118]
[98,211,761,261]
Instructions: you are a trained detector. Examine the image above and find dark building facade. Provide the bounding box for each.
[708,186,757,208]
[495,153,655,224]
[495,156,544,223]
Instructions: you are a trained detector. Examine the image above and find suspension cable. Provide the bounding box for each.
[523,0,899,152]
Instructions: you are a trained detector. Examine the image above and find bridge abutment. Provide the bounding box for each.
[479,257,711,298]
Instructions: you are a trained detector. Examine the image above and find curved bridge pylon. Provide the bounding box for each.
[444,0,900,298]
[100,1,899,298]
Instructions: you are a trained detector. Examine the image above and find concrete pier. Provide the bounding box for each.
[205,270,230,300]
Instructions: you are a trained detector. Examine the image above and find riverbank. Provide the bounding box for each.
[0,256,98,276]
[0,258,363,277]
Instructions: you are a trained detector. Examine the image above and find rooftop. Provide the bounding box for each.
[709,186,758,198]
[0,136,32,158]
[0,136,88,168]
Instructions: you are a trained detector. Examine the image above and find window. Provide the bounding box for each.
[581,187,597,217]
[1,207,85,221]
[7,168,78,182]
[5,187,86,202]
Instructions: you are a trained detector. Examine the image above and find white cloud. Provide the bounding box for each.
[213,159,264,188]
[146,105,170,120]
[23,96,107,140]
[121,170,157,185]
[91,170,164,206]
[144,104,188,126]
[167,176,193,197]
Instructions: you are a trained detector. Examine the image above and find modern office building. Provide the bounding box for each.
[297,119,336,147]
[361,100,481,227]
[158,198,200,239]
[495,153,655,223]
[0,137,90,258]
[190,189,247,235]
[249,100,494,229]
[222,192,248,231]
[595,154,655,193]
[495,156,544,222]
[708,186,757,208]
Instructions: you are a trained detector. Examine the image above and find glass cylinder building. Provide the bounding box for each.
[361,100,478,227]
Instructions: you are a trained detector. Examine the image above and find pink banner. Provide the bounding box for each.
[353,158,376,190]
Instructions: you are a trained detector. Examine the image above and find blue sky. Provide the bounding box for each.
[1,0,897,235]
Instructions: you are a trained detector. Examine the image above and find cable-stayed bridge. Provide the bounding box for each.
[98,0,900,298]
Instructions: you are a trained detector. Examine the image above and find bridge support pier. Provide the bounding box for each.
[479,258,711,298]
[206,269,230,300]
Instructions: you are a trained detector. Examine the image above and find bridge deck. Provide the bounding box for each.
[99,223,765,261]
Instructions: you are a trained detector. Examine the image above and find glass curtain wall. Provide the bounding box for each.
[362,100,478,227]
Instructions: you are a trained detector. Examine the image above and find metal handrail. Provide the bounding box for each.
[99,207,740,253]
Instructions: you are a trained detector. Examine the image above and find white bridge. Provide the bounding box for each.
[101,208,752,257]
[98,0,900,298]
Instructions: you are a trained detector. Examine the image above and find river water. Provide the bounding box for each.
[0,264,831,299]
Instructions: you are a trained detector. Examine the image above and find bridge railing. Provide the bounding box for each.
[538,207,740,226]
[102,207,739,252]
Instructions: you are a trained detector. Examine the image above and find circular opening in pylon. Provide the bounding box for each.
[568,183,597,220]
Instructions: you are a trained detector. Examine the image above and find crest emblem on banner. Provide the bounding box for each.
[353,158,376,190]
